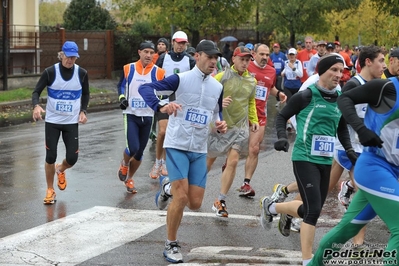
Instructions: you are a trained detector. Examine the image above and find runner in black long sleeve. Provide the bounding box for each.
[32,41,89,204]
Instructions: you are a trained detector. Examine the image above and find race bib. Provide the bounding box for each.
[311,135,335,157]
[391,128,399,155]
[131,98,148,109]
[274,62,282,70]
[286,72,296,80]
[55,100,73,115]
[184,107,210,128]
[255,85,268,101]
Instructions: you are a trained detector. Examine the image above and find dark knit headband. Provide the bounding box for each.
[317,54,344,76]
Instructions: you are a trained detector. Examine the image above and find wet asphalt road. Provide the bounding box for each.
[0,101,391,265]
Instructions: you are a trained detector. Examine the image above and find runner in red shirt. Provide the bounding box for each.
[296,36,317,83]
[238,44,287,197]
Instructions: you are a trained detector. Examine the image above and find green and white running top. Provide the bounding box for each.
[292,85,342,164]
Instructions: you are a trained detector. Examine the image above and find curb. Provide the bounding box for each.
[0,91,119,127]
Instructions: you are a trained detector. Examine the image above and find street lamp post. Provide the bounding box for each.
[2,0,8,91]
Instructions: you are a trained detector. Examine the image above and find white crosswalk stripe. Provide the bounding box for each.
[0,206,343,265]
[0,207,165,265]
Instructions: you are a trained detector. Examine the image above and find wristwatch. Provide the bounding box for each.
[157,103,168,112]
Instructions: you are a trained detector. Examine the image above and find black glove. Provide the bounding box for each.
[274,138,289,152]
[357,126,383,148]
[345,149,358,166]
[119,97,129,110]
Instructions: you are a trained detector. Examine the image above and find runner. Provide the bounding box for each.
[207,46,258,217]
[259,54,354,266]
[32,41,89,204]
[239,44,287,197]
[308,76,399,266]
[116,41,166,193]
[139,40,227,263]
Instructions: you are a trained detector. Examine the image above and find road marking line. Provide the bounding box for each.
[0,206,342,265]
[183,246,302,265]
[0,206,165,265]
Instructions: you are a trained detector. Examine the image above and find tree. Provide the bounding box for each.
[39,0,68,27]
[316,0,399,47]
[113,0,254,47]
[259,0,362,47]
[63,0,117,30]
[370,0,399,16]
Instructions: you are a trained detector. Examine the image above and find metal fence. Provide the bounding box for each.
[1,24,271,82]
[1,26,113,79]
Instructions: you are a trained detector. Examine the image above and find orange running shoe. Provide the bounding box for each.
[56,163,67,190]
[43,188,56,204]
[149,163,161,179]
[118,161,129,182]
[212,199,228,217]
[161,163,168,176]
[124,179,137,193]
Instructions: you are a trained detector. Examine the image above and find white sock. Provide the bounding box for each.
[56,164,63,173]
[164,183,171,196]
[218,194,227,202]
[268,202,277,215]
[155,159,162,167]
[347,180,354,188]
[302,259,311,266]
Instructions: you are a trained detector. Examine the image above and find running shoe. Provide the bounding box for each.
[56,163,67,190]
[161,163,168,176]
[124,179,137,193]
[278,213,293,237]
[155,175,171,210]
[221,161,227,172]
[149,163,161,179]
[118,161,128,182]
[212,199,228,217]
[275,101,281,108]
[43,188,56,204]
[260,196,275,230]
[149,131,157,142]
[271,184,288,203]
[350,243,373,259]
[338,180,354,208]
[163,241,183,263]
[290,217,301,232]
[238,183,255,197]
[286,122,293,132]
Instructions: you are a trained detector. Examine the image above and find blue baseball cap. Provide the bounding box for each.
[245,43,254,50]
[62,41,80,58]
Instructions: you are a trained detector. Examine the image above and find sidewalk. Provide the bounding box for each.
[0,79,119,127]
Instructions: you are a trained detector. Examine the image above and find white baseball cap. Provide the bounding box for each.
[288,48,297,55]
[172,31,188,43]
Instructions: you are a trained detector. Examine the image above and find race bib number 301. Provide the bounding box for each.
[311,135,335,157]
